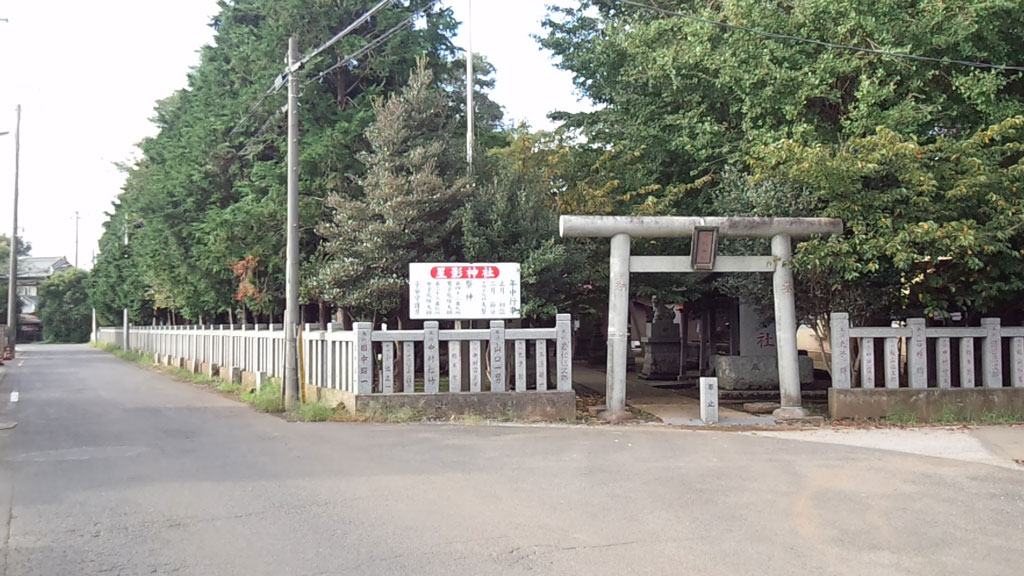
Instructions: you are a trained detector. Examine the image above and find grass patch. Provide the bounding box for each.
[980,411,1024,424]
[241,380,285,413]
[884,409,918,425]
[290,401,336,422]
[217,380,242,394]
[884,406,1024,425]
[96,342,154,365]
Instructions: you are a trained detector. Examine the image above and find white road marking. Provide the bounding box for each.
[9,391,19,403]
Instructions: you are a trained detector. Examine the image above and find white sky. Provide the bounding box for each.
[0,0,590,270]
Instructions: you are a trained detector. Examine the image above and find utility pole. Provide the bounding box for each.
[74,211,80,267]
[6,105,21,357]
[283,36,301,410]
[465,0,474,174]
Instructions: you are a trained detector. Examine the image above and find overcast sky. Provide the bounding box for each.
[0,0,591,269]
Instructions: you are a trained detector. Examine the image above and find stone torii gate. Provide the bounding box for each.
[560,216,843,420]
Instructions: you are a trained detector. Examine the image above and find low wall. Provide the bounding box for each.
[337,390,576,422]
[711,355,814,390]
[829,388,1024,420]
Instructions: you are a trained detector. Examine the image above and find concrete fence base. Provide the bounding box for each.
[303,384,575,422]
[219,366,241,384]
[201,362,219,378]
[829,388,1024,421]
[241,371,268,393]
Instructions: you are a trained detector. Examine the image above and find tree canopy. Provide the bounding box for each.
[39,269,92,343]
[91,0,468,324]
[543,0,1024,321]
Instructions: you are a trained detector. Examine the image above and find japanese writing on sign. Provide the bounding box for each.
[409,263,521,320]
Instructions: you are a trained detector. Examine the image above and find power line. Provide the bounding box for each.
[231,1,434,137]
[305,15,418,86]
[290,0,394,75]
[616,0,1024,73]
[232,15,419,139]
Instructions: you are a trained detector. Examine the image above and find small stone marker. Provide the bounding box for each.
[699,377,719,425]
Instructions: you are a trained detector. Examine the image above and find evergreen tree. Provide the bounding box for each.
[317,59,471,323]
[39,269,92,343]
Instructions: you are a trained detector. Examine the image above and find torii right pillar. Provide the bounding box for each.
[560,216,844,422]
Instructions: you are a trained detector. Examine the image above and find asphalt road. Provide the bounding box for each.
[1,344,1022,575]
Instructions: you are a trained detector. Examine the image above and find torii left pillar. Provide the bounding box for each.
[560,215,843,421]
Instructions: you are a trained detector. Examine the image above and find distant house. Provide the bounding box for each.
[1,256,74,341]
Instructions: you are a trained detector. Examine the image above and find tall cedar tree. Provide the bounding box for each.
[317,59,471,323]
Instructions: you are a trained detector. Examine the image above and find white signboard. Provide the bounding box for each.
[409,263,521,320]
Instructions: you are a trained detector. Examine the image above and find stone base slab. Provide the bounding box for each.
[341,390,575,422]
[829,388,1024,421]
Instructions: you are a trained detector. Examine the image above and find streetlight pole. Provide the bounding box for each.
[6,105,21,357]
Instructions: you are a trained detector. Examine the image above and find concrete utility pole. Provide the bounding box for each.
[7,105,21,357]
[283,36,301,410]
[465,0,473,174]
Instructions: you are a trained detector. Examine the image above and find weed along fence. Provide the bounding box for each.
[828,312,1024,420]
[96,314,576,420]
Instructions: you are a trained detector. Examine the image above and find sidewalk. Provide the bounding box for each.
[751,426,1024,470]
[573,362,775,426]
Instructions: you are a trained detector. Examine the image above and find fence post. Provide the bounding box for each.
[981,318,1003,388]
[1010,334,1024,388]
[489,321,505,392]
[907,318,928,389]
[860,337,875,389]
[959,338,976,388]
[424,321,440,394]
[936,337,952,389]
[448,331,461,393]
[829,312,851,389]
[556,313,573,392]
[355,322,373,395]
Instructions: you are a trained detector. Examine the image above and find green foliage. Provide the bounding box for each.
[726,118,1024,322]
[543,0,1024,320]
[0,234,31,265]
[217,380,243,394]
[0,233,31,322]
[317,59,471,320]
[291,401,336,422]
[90,0,467,325]
[241,380,285,413]
[461,129,588,319]
[38,269,92,343]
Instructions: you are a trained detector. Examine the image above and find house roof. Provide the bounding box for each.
[13,256,73,279]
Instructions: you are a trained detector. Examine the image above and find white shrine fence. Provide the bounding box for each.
[96,314,573,397]
[830,313,1024,390]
